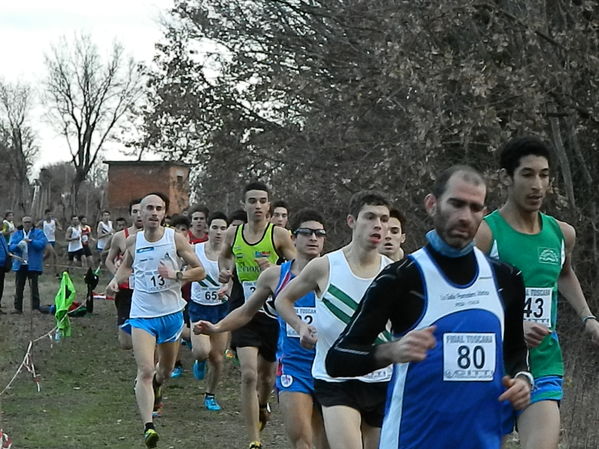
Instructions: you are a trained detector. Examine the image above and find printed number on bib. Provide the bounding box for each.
[286,307,316,338]
[143,271,173,293]
[443,333,496,381]
[524,287,552,327]
[203,289,220,303]
[242,281,257,302]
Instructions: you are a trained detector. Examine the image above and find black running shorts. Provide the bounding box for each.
[314,379,389,428]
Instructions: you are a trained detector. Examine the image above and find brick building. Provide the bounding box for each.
[104,160,191,218]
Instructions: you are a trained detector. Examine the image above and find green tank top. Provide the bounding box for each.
[232,222,279,301]
[484,210,565,378]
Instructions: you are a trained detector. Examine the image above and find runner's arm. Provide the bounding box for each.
[105,232,122,275]
[174,231,205,282]
[275,256,326,335]
[326,262,424,377]
[110,243,133,287]
[201,266,278,334]
[557,222,599,345]
[274,226,297,261]
[217,226,236,282]
[474,220,493,254]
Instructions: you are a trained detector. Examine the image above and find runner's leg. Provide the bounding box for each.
[517,401,560,449]
[237,346,261,442]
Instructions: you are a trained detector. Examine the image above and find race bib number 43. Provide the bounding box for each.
[524,287,552,327]
[443,333,496,381]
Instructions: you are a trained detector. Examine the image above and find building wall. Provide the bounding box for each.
[106,163,190,219]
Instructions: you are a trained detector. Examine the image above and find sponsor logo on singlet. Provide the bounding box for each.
[538,247,559,265]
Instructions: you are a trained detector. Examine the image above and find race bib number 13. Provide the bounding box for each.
[443,333,496,381]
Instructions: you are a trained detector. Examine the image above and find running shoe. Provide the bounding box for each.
[144,428,159,448]
[170,365,183,378]
[248,441,262,449]
[193,360,206,380]
[203,395,222,411]
[224,348,235,359]
[258,403,271,431]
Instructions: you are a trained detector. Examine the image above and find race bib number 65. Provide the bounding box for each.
[443,333,496,381]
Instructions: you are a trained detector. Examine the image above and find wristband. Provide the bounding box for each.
[582,315,597,327]
[514,371,535,388]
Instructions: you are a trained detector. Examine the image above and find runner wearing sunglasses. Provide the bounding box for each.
[195,208,329,449]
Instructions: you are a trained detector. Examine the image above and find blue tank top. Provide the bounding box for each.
[275,260,316,372]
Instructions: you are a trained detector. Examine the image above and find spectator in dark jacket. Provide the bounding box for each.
[0,236,10,314]
[9,216,47,313]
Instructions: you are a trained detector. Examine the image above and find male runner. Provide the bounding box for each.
[276,191,393,449]
[79,215,94,267]
[475,136,599,449]
[66,215,84,269]
[107,193,205,449]
[325,166,531,449]
[379,208,406,262]
[196,209,329,449]
[106,199,143,349]
[228,209,247,227]
[188,205,209,243]
[219,181,296,449]
[188,212,230,411]
[39,209,61,277]
[270,200,290,229]
[96,210,114,262]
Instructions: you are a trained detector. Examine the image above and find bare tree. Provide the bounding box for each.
[43,34,143,210]
[0,80,37,212]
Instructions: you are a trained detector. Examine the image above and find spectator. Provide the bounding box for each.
[2,210,15,243]
[9,216,47,313]
[0,235,10,314]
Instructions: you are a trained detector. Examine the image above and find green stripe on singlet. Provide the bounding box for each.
[205,274,218,286]
[326,284,392,345]
[199,274,219,288]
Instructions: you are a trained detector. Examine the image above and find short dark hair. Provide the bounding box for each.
[115,216,126,222]
[228,209,247,224]
[4,210,13,219]
[189,204,209,217]
[271,200,289,211]
[129,198,142,213]
[71,215,79,220]
[243,181,270,197]
[500,136,552,177]
[170,214,191,229]
[44,208,51,215]
[102,210,110,215]
[78,214,86,220]
[389,208,406,231]
[208,211,229,226]
[348,191,390,218]
[143,192,170,212]
[291,208,324,232]
[432,165,485,198]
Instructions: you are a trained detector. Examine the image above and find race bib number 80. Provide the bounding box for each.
[443,333,496,381]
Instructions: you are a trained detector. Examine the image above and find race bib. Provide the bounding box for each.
[141,270,174,293]
[201,287,221,304]
[443,333,496,381]
[242,281,257,302]
[524,287,552,327]
[286,307,316,337]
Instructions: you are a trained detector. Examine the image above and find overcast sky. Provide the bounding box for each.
[0,0,173,176]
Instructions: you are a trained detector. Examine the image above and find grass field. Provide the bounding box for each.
[0,270,286,449]
[0,269,542,449]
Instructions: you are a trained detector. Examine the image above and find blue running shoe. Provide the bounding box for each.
[170,365,183,378]
[204,394,222,411]
[193,360,206,380]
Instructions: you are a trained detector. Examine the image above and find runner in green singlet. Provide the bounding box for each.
[476,136,599,449]
[218,181,296,449]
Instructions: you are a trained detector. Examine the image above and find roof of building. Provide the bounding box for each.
[103,160,191,168]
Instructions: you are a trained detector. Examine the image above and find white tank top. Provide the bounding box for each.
[67,226,83,252]
[43,219,56,242]
[191,242,225,306]
[130,227,186,318]
[313,249,393,383]
[97,221,113,250]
